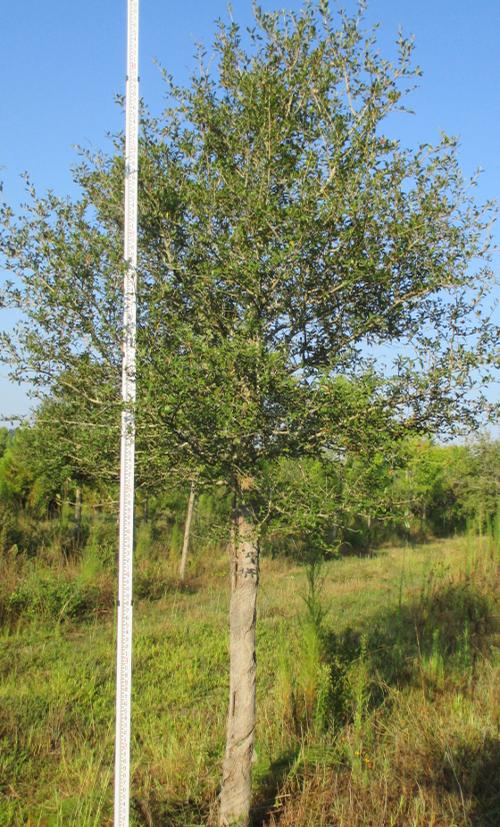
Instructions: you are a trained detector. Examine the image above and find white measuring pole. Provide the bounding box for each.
[114,1,139,825]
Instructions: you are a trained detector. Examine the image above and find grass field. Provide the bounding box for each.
[0,533,498,826]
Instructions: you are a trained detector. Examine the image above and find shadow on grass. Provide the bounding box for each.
[468,736,500,826]
[400,733,500,827]
[133,795,212,827]
[326,573,495,693]
[255,569,498,826]
[251,749,301,827]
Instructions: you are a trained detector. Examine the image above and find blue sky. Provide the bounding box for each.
[1,0,499,419]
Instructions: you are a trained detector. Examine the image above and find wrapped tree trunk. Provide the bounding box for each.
[179,482,196,580]
[219,500,259,827]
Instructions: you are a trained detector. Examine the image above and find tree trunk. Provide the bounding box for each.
[421,502,427,535]
[74,486,82,525]
[179,482,196,580]
[366,512,373,557]
[219,502,259,827]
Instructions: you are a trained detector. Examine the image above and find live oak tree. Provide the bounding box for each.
[1,3,497,824]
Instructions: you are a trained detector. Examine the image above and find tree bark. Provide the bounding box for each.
[179,482,196,580]
[219,501,259,827]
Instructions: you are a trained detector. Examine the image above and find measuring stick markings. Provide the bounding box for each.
[114,1,139,826]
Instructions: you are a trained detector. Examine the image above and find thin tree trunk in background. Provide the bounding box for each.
[421,502,426,535]
[366,512,373,557]
[74,486,82,525]
[74,486,82,546]
[179,482,196,580]
[219,501,259,827]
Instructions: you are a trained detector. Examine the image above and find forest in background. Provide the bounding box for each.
[0,416,498,628]
[1,421,499,560]
[0,424,500,561]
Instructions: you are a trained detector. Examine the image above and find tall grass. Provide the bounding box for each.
[0,521,498,825]
[266,527,499,827]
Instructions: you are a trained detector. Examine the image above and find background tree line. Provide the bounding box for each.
[1,416,498,563]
